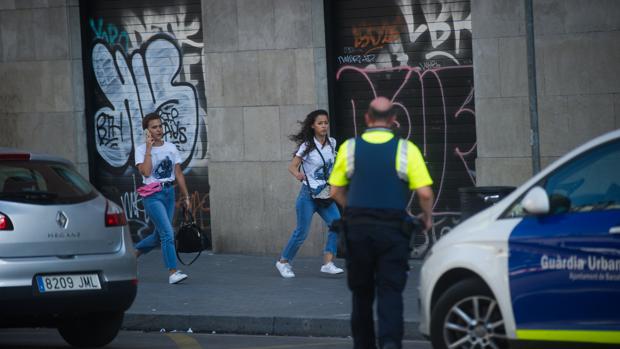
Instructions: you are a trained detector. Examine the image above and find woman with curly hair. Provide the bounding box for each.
[275,109,344,278]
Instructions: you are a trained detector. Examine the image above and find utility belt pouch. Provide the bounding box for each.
[329,217,348,258]
[402,216,423,250]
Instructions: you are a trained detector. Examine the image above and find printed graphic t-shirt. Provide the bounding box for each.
[296,137,336,195]
[135,142,182,185]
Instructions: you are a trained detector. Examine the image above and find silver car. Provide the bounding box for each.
[0,149,137,347]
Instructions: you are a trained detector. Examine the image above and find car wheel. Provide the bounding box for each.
[431,278,508,349]
[58,311,124,348]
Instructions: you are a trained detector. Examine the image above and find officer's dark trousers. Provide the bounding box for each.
[345,223,410,349]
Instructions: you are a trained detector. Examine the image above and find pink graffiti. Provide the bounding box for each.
[336,65,476,210]
[454,87,477,184]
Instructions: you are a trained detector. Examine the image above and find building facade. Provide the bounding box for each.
[0,0,618,256]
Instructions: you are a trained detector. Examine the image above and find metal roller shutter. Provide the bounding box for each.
[80,0,210,244]
[326,0,475,255]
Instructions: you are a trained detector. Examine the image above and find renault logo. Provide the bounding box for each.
[56,211,68,229]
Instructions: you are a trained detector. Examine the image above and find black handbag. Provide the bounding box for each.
[175,208,207,265]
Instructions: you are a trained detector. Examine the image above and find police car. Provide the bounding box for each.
[419,130,620,349]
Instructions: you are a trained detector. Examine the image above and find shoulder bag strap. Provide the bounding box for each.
[315,145,330,179]
[300,161,314,192]
[177,249,201,266]
[176,248,201,266]
[300,140,332,194]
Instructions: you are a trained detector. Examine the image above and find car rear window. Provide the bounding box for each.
[0,160,97,205]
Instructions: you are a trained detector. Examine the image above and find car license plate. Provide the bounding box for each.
[36,274,101,293]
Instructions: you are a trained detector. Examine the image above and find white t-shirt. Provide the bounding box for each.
[135,142,182,185]
[296,137,336,194]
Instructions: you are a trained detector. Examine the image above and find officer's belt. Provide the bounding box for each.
[346,217,403,230]
[344,207,406,220]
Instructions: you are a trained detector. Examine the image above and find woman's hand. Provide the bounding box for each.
[288,156,306,182]
[175,164,192,212]
[145,130,154,149]
[138,131,153,176]
[182,196,191,210]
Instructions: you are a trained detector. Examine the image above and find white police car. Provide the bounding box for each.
[419,130,620,349]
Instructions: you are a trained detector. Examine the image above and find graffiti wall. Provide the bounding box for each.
[81,0,210,243]
[327,0,475,256]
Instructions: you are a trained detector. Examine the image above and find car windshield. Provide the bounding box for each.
[0,160,97,205]
[503,139,620,218]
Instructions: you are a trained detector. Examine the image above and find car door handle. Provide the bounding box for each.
[610,226,620,234]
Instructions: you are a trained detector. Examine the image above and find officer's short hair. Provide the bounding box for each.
[368,105,395,120]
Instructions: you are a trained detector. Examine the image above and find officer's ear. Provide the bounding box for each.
[387,115,397,127]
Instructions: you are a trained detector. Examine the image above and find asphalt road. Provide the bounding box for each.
[0,329,432,349]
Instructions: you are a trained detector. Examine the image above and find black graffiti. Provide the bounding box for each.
[158,101,188,145]
[95,112,123,148]
[91,34,200,168]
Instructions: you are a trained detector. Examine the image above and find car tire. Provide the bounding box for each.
[430,278,508,349]
[58,311,124,348]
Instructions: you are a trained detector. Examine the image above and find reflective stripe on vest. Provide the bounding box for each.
[346,139,356,179]
[396,139,408,181]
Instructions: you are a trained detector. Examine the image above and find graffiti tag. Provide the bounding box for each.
[336,64,476,255]
[92,34,199,168]
[353,23,402,54]
[89,18,130,52]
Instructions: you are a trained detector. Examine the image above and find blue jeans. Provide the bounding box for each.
[135,185,177,270]
[281,185,341,261]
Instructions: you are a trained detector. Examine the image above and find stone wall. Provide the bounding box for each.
[6,0,617,255]
[0,0,87,176]
[473,0,620,186]
[204,0,330,255]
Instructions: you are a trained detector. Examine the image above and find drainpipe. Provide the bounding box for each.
[525,0,541,174]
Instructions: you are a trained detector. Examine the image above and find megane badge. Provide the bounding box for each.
[56,211,68,229]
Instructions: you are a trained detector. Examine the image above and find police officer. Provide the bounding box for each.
[329,97,434,349]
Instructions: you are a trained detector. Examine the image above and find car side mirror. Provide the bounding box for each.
[521,186,550,215]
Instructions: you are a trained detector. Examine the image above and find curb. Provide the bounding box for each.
[122,313,424,340]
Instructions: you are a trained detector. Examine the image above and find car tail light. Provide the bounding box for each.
[0,153,30,161]
[0,212,14,230]
[105,200,127,227]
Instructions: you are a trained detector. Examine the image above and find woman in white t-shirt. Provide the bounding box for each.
[275,110,344,278]
[134,113,192,285]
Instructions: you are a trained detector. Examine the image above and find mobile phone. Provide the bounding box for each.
[144,129,151,139]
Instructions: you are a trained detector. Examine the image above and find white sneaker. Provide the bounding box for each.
[169,271,188,284]
[320,262,344,274]
[275,261,295,278]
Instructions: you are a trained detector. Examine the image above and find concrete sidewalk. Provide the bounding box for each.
[122,252,423,339]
